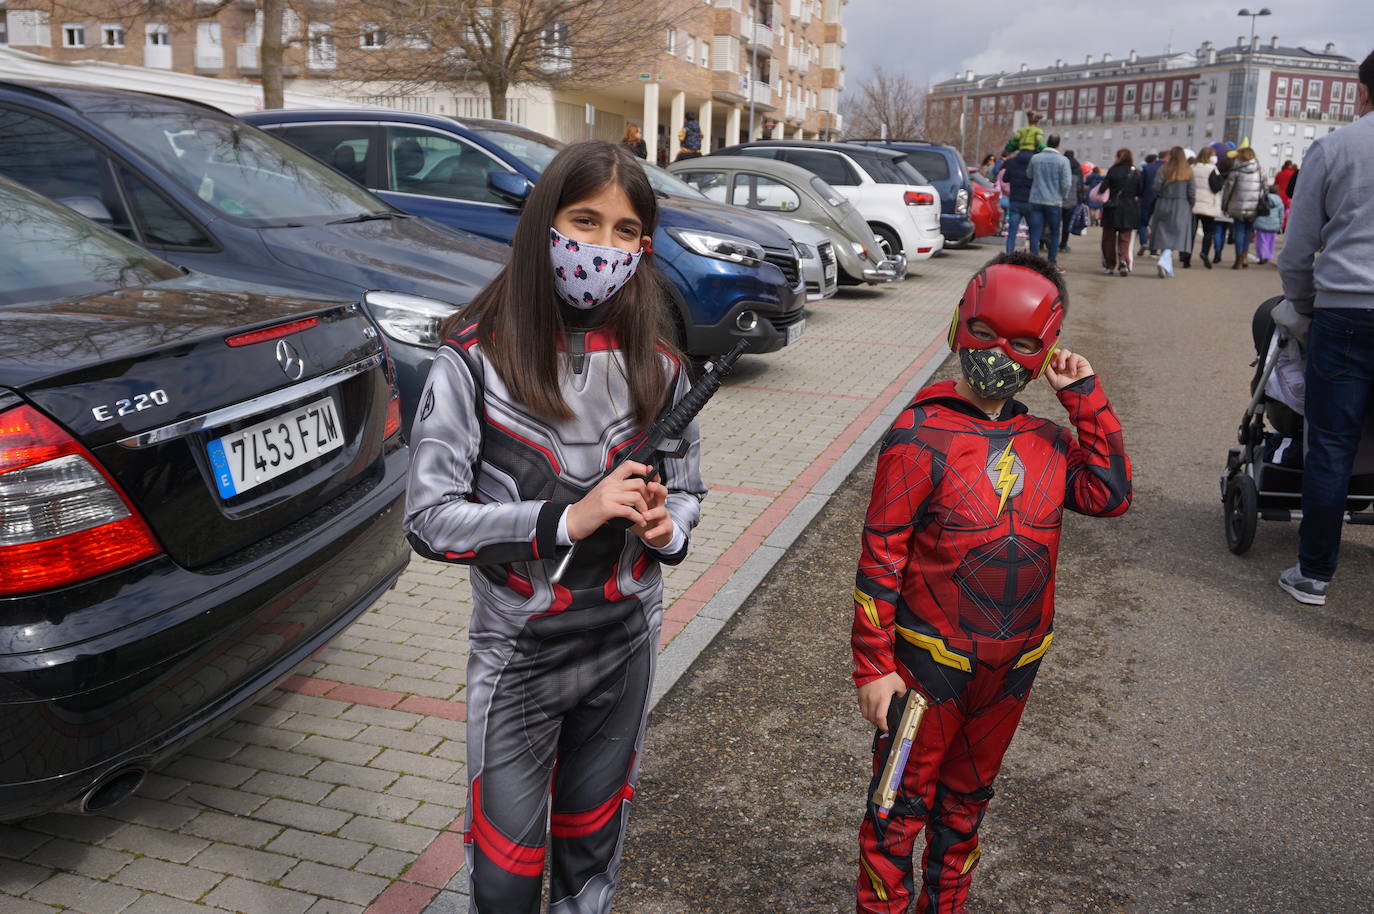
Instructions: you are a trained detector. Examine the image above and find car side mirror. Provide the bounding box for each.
[487,172,532,206]
[58,195,114,225]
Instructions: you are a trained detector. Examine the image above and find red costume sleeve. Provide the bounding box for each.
[1056,376,1132,518]
[851,438,939,687]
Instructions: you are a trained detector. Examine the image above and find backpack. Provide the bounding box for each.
[1208,169,1225,194]
[1256,192,1272,217]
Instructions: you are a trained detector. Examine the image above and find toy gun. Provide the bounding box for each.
[549,340,748,585]
[871,689,930,820]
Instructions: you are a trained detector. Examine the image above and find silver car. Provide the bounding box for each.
[769,216,837,301]
[668,155,905,285]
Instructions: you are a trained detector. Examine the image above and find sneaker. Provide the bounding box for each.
[1055,266,1066,274]
[1157,264,1166,278]
[1102,268,1114,275]
[1278,566,1328,605]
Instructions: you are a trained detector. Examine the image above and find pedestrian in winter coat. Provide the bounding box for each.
[1222,147,1266,267]
[999,149,1036,253]
[1027,135,1072,265]
[676,113,702,161]
[1149,146,1196,277]
[1100,149,1143,275]
[1253,185,1285,264]
[1060,150,1085,251]
[1137,152,1166,254]
[622,123,648,160]
[1191,147,1224,269]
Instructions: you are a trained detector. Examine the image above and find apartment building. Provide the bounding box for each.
[0,0,847,160]
[926,36,1359,172]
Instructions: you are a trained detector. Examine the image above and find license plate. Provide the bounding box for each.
[206,397,343,498]
[785,317,806,346]
[824,262,837,284]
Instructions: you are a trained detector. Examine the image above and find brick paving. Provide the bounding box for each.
[0,247,982,913]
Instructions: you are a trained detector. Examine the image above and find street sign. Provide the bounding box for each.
[639,73,652,81]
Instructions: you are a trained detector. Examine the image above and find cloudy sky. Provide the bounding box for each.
[842,1,1373,91]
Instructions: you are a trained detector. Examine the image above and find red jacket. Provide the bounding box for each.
[852,378,1131,690]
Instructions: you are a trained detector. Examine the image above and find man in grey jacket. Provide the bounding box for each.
[1275,48,1374,606]
[1027,134,1072,269]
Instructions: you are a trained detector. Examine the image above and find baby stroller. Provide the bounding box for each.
[1221,296,1374,553]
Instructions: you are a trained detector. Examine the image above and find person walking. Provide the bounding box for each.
[1274,158,1296,228]
[1060,149,1085,253]
[1085,165,1105,227]
[1275,48,1374,606]
[1149,145,1195,278]
[1027,133,1072,268]
[1137,151,1166,255]
[998,147,1036,253]
[676,112,703,161]
[1252,183,1285,264]
[1191,146,1224,270]
[1100,148,1142,276]
[1221,146,1266,268]
[621,123,648,160]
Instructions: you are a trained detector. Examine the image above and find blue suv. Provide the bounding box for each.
[240,109,808,357]
[849,140,975,246]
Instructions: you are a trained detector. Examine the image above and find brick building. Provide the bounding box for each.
[926,36,1360,172]
[0,0,847,159]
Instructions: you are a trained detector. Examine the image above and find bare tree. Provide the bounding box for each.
[336,0,690,122]
[841,66,927,140]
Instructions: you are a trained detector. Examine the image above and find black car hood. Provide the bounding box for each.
[260,216,506,306]
[660,195,795,249]
[0,274,351,388]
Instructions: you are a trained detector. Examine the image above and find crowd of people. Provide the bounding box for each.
[981,133,1300,279]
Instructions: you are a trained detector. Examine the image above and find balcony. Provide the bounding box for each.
[743,79,775,109]
[714,0,742,8]
[746,22,773,55]
[194,46,223,71]
[787,46,798,70]
[143,44,172,69]
[799,55,809,75]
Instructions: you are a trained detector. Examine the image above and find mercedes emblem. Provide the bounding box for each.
[275,339,305,381]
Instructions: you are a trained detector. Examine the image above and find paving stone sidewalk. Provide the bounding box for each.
[0,247,983,914]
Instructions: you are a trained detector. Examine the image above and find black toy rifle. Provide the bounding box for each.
[549,340,748,585]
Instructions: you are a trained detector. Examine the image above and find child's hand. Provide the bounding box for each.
[1043,348,1095,391]
[857,672,907,732]
[631,479,675,549]
[567,461,650,540]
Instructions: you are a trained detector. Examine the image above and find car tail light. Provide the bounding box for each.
[0,405,161,596]
[225,317,320,348]
[955,189,970,215]
[377,335,403,441]
[904,191,936,207]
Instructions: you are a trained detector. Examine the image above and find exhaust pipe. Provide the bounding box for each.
[79,765,148,814]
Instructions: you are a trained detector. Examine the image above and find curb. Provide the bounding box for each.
[648,336,951,711]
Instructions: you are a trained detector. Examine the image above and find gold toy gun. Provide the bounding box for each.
[871,689,930,820]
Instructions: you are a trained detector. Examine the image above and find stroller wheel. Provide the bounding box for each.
[1224,473,1259,555]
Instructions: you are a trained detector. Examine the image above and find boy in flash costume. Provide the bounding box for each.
[851,252,1132,913]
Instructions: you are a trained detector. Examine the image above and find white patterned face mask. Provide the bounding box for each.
[549,227,643,309]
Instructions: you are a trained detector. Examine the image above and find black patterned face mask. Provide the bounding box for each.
[959,347,1031,399]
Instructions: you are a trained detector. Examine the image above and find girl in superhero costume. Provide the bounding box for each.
[851,251,1132,914]
[404,141,704,914]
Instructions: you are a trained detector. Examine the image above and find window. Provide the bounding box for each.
[1308,80,1322,100]
[308,24,336,69]
[1347,82,1358,102]
[1303,124,1316,138]
[541,21,570,71]
[101,24,124,48]
[1274,101,1286,117]
[1291,79,1303,99]
[902,149,949,181]
[1288,123,1297,135]
[665,27,676,55]
[1105,86,1117,104]
[1171,80,1182,99]
[0,16,7,45]
[777,149,858,185]
[1036,92,1048,109]
[1270,144,1279,157]
[273,124,374,186]
[1331,82,1342,101]
[1345,104,1356,118]
[1124,85,1136,102]
[1276,77,1287,98]
[1273,122,1282,134]
[675,170,731,203]
[63,23,86,48]
[700,38,709,67]
[733,173,801,211]
[1141,83,1152,102]
[387,126,508,205]
[119,168,213,248]
[146,23,169,46]
[684,33,694,64]
[361,25,385,48]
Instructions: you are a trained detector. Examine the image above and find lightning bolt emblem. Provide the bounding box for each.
[992,442,1019,516]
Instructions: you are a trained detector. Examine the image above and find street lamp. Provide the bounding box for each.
[1237,8,1272,53]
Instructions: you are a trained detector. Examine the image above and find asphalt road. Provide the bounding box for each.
[614,239,1374,913]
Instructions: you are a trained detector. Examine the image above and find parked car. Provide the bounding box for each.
[772,217,837,301]
[241,109,808,357]
[709,140,944,263]
[849,140,976,246]
[667,155,905,285]
[0,80,508,435]
[0,175,410,821]
[968,172,1005,239]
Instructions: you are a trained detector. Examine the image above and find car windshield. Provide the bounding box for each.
[467,124,563,174]
[87,110,386,227]
[0,179,181,307]
[645,163,708,198]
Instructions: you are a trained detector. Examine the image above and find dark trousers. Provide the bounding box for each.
[1195,215,1217,256]
[1299,308,1374,581]
[1028,203,1061,263]
[1100,225,1134,270]
[1138,201,1156,250]
[1060,206,1075,247]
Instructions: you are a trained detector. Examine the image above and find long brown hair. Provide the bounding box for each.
[623,123,641,144]
[452,141,677,428]
[1162,146,1191,183]
[1113,147,1134,168]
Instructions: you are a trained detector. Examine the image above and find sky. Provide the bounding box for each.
[842,1,1374,94]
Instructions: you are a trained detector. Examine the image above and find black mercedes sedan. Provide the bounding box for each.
[0,176,410,821]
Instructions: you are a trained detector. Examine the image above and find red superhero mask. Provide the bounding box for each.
[946,264,1065,378]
